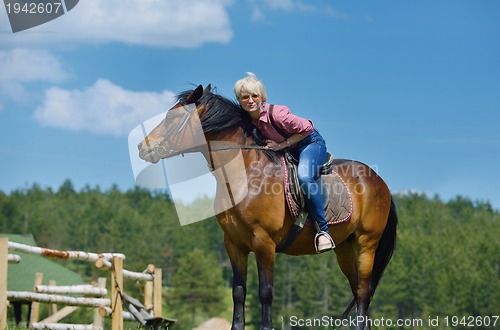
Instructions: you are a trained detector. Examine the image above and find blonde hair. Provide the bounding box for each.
[233,72,267,102]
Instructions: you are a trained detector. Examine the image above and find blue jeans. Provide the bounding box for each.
[294,130,329,233]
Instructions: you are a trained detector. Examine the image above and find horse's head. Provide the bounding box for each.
[138,84,211,163]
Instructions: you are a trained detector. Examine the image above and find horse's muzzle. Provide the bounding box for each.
[138,141,161,164]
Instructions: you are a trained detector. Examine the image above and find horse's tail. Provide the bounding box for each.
[341,196,398,318]
[370,196,398,294]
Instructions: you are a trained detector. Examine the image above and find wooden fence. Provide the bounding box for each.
[0,237,173,330]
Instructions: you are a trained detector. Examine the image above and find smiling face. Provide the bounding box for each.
[234,73,267,119]
[239,91,262,115]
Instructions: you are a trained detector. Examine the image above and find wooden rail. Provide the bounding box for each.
[7,241,125,261]
[0,237,164,330]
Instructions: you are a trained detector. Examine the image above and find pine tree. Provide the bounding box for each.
[168,248,226,329]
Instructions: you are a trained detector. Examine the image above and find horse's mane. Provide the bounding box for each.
[177,89,247,135]
[177,88,279,163]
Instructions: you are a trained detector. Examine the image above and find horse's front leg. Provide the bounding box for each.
[225,235,249,330]
[254,237,276,330]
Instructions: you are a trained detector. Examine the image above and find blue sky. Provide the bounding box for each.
[1,0,499,209]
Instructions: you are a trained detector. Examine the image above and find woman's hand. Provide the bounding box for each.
[265,139,286,151]
[265,134,306,151]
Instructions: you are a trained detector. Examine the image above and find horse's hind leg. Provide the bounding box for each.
[354,235,379,330]
[334,238,358,314]
[336,234,378,330]
[335,237,357,291]
[225,235,249,330]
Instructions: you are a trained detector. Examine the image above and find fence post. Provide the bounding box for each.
[48,280,58,316]
[29,272,44,327]
[153,268,162,317]
[0,237,8,330]
[111,257,124,330]
[93,277,106,329]
[143,279,153,311]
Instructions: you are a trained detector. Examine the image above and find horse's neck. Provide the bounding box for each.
[203,129,280,201]
[203,129,256,170]
[206,129,287,229]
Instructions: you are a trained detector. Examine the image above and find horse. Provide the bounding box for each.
[138,85,398,330]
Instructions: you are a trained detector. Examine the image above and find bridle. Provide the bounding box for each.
[152,102,268,158]
[152,102,197,157]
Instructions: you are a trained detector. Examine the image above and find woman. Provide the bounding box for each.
[234,73,335,253]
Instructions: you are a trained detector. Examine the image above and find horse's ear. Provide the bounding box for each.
[203,84,212,93]
[187,85,204,104]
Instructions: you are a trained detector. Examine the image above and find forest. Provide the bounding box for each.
[1,180,499,329]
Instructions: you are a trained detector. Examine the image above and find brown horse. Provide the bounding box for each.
[138,85,397,330]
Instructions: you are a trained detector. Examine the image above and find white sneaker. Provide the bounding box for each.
[315,231,335,253]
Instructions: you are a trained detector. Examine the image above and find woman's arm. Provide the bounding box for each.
[265,133,308,151]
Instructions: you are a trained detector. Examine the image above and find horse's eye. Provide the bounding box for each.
[162,107,187,135]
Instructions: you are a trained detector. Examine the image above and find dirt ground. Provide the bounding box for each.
[192,317,232,330]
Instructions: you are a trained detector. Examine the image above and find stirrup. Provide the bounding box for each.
[314,231,335,253]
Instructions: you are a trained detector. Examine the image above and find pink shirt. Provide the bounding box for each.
[252,103,314,142]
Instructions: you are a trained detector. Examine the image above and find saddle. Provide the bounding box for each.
[284,151,335,216]
[276,151,353,252]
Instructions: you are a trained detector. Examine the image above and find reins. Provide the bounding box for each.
[208,145,268,152]
[153,142,268,158]
[152,97,270,158]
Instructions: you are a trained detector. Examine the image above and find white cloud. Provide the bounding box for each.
[249,0,348,21]
[0,48,70,102]
[249,0,311,20]
[325,6,351,20]
[34,79,176,136]
[0,0,233,48]
[264,0,315,12]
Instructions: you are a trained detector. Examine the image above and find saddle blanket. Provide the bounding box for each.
[281,155,353,226]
